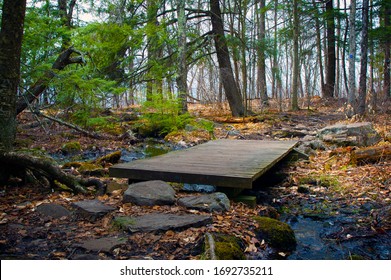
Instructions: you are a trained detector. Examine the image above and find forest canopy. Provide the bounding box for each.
[1,0,390,121]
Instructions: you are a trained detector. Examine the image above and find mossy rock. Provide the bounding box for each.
[61,141,82,154]
[62,161,83,169]
[95,151,122,165]
[253,216,296,251]
[112,216,136,230]
[78,163,105,177]
[203,233,245,260]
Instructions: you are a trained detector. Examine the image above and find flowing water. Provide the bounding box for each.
[51,140,391,260]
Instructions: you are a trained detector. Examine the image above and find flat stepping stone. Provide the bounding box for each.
[114,213,212,233]
[178,192,230,212]
[36,203,71,219]
[78,236,127,253]
[72,199,116,221]
[123,180,175,206]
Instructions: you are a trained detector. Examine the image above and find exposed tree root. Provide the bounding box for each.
[0,152,105,195]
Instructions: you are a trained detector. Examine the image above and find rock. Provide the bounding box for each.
[95,151,122,165]
[106,181,128,194]
[203,233,245,260]
[183,183,216,193]
[272,128,308,139]
[61,141,81,155]
[77,163,105,177]
[36,203,71,219]
[78,236,127,253]
[318,122,381,147]
[253,216,296,251]
[115,213,212,232]
[72,199,116,221]
[178,192,230,212]
[123,180,176,206]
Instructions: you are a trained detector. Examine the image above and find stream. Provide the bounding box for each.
[51,140,391,260]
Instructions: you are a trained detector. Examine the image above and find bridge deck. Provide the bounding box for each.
[109,140,298,189]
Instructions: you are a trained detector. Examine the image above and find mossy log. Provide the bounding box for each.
[0,152,105,194]
[350,145,391,165]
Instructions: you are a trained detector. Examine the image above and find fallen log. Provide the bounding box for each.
[350,145,391,165]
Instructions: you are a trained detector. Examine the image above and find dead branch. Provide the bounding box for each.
[35,111,106,140]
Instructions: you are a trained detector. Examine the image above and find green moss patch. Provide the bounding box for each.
[253,216,296,251]
[203,233,245,260]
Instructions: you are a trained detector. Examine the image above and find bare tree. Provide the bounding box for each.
[210,0,245,117]
[324,0,336,98]
[347,0,357,117]
[357,0,369,115]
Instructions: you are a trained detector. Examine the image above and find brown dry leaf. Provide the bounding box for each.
[165,230,175,238]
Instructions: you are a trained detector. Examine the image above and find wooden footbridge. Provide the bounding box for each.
[109,140,298,189]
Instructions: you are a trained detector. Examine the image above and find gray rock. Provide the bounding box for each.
[123,180,175,206]
[72,199,116,221]
[318,122,381,147]
[118,213,212,232]
[78,236,127,253]
[183,183,217,193]
[178,192,230,212]
[36,203,71,219]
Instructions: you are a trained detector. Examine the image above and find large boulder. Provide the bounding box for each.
[178,192,230,212]
[123,180,176,206]
[318,122,381,147]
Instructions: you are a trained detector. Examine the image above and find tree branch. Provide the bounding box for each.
[16,46,86,115]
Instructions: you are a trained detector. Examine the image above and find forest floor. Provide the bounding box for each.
[1,98,391,260]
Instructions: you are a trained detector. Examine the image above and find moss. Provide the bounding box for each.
[61,141,81,154]
[297,174,339,189]
[112,216,135,230]
[62,161,83,169]
[253,216,296,251]
[95,151,122,165]
[77,163,105,176]
[203,233,245,260]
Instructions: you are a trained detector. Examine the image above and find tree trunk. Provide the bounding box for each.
[312,0,325,97]
[357,0,369,115]
[16,46,86,115]
[258,0,268,106]
[210,0,245,117]
[347,0,357,117]
[0,0,27,152]
[58,0,76,50]
[292,0,300,111]
[176,0,188,113]
[324,0,336,98]
[383,0,391,99]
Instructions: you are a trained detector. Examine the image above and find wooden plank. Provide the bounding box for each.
[109,140,297,189]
